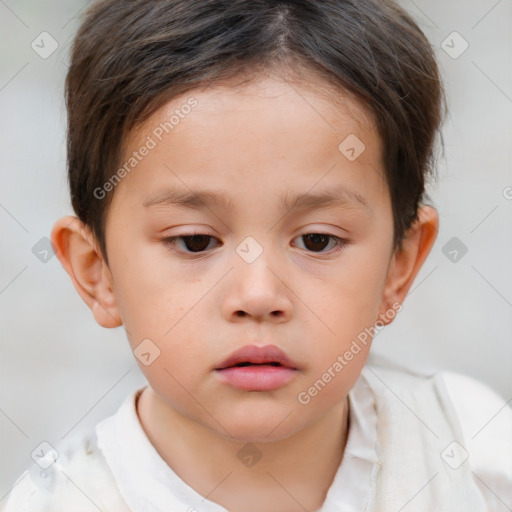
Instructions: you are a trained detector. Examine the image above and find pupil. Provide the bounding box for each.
[304,234,329,251]
[184,235,210,252]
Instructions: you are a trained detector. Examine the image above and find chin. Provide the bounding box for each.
[209,403,303,444]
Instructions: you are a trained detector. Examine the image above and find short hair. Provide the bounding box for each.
[65,0,446,264]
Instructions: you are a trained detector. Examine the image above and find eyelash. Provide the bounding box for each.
[161,233,349,257]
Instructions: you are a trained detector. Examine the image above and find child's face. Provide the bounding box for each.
[66,74,431,442]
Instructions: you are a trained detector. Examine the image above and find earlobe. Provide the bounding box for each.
[378,206,439,323]
[50,216,122,328]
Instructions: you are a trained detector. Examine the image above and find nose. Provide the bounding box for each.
[221,248,293,324]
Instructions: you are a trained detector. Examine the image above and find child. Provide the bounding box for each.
[2,0,511,510]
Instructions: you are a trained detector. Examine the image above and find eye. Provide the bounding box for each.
[292,233,348,254]
[161,232,348,257]
[161,233,221,254]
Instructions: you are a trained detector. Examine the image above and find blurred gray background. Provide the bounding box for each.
[1,0,511,499]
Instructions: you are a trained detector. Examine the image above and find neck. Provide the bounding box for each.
[137,388,350,512]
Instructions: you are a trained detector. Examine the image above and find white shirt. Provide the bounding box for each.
[95,368,378,512]
[2,357,511,511]
[95,357,512,511]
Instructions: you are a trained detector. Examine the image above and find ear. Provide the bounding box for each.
[50,216,122,328]
[377,205,439,324]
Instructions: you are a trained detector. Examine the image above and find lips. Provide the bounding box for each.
[215,344,298,370]
[214,345,298,391]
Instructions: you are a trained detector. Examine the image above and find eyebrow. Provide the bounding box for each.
[143,185,371,214]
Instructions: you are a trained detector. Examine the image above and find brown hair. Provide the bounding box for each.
[65,0,446,264]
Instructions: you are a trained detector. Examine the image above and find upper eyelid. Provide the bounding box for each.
[164,232,344,241]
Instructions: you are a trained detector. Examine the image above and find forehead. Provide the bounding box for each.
[131,71,377,145]
[113,73,386,210]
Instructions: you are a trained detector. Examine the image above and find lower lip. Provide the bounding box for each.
[215,366,297,391]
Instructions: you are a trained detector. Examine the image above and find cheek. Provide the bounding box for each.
[300,254,389,379]
[310,259,387,332]
[109,234,195,314]
[295,348,368,420]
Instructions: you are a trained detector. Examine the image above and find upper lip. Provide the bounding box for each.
[215,344,298,370]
